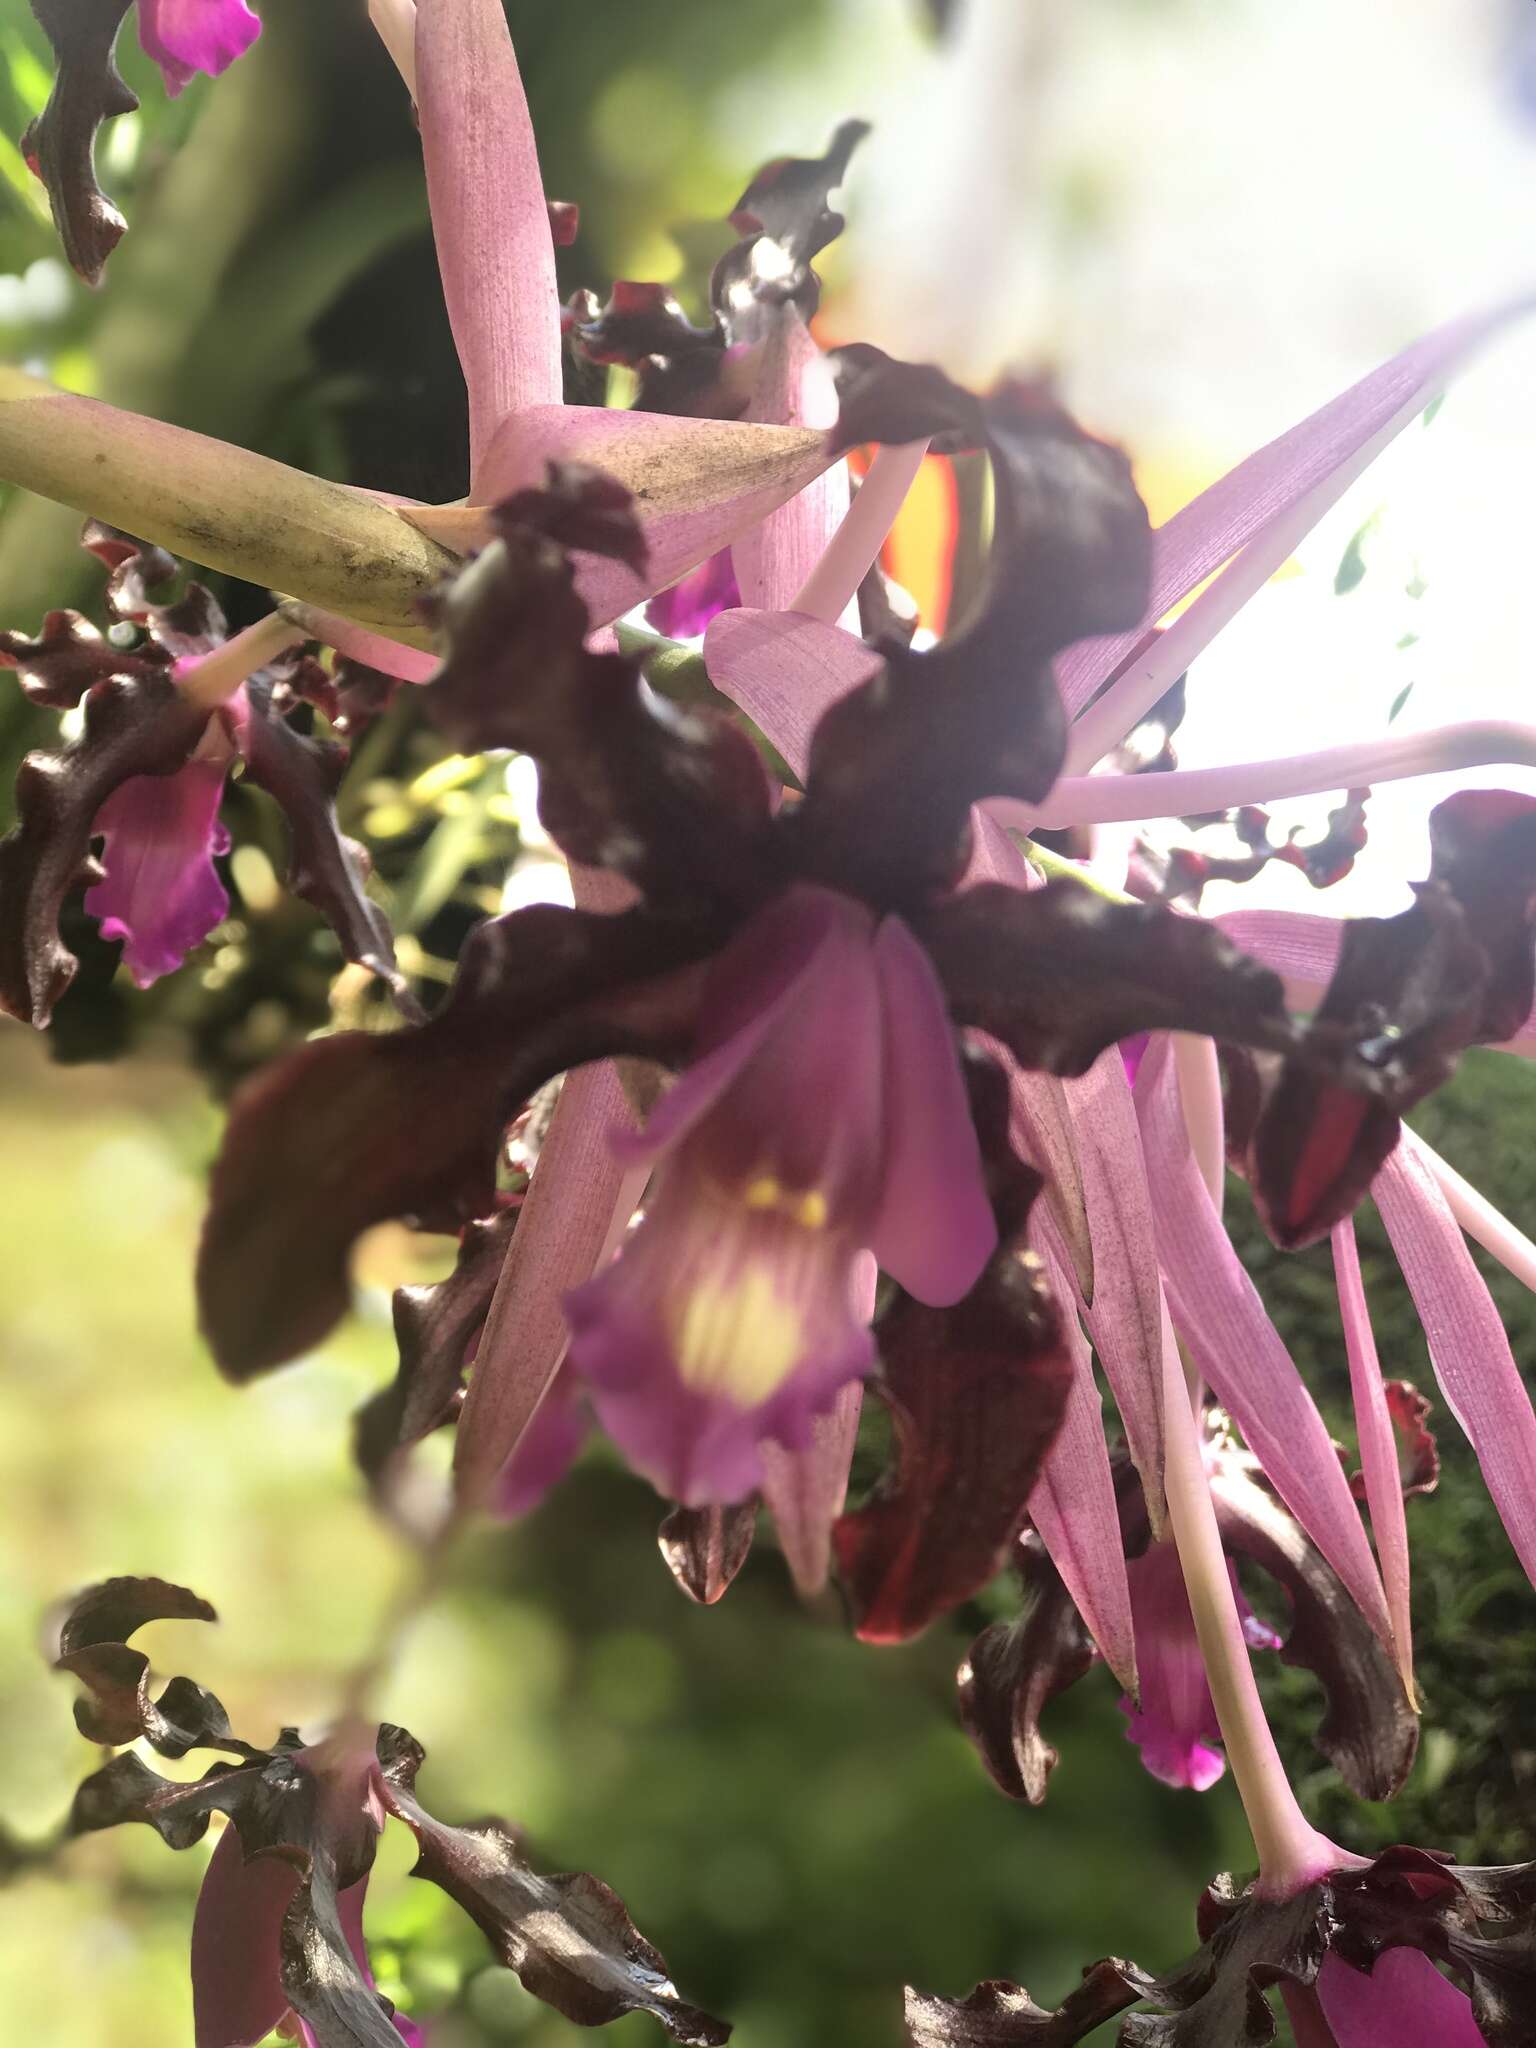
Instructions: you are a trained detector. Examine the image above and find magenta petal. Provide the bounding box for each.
[567,1170,876,1505]
[1025,1259,1138,1694]
[1134,1035,1393,1648]
[730,311,850,614]
[191,1822,295,2048]
[869,913,995,1305]
[494,1367,589,1518]
[84,750,230,986]
[416,0,562,470]
[1119,1536,1225,1792]
[138,0,262,96]
[1058,303,1530,725]
[646,551,741,640]
[1375,1134,1536,1589]
[1317,1948,1485,2048]
[759,1367,865,1596]
[704,607,879,783]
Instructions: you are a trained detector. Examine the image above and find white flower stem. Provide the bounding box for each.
[1407,1127,1536,1292]
[984,717,1536,833]
[791,439,929,624]
[177,613,306,715]
[1158,1305,1353,1897]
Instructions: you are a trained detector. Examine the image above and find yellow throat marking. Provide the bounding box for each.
[673,1178,830,1405]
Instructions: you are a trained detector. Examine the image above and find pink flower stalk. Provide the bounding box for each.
[565,885,995,1504]
[138,0,263,97]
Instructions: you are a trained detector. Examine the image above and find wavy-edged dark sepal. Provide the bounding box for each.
[1426,788,1536,1041]
[355,1207,517,1492]
[424,466,778,912]
[81,521,226,655]
[1119,1876,1330,2048]
[566,282,732,418]
[198,902,718,1378]
[957,1533,1096,1804]
[281,1864,413,2048]
[658,1500,759,1605]
[238,676,420,1020]
[378,1751,731,2044]
[0,664,210,1025]
[1209,1447,1417,1801]
[904,1962,1151,2047]
[1330,1848,1536,2048]
[712,120,870,339]
[1248,890,1485,1248]
[0,610,160,708]
[20,0,136,283]
[921,882,1297,1080]
[834,1249,1071,1641]
[51,1575,243,1758]
[1353,1380,1439,1501]
[793,371,1150,907]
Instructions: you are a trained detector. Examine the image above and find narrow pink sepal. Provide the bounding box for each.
[703,608,879,781]
[869,915,996,1306]
[416,0,562,472]
[453,861,641,1510]
[1331,1218,1415,1690]
[1375,1132,1536,1589]
[730,312,851,614]
[1026,1250,1138,1695]
[970,814,1167,1514]
[759,1367,866,1596]
[1135,1036,1393,1648]
[475,406,832,628]
[1058,302,1531,728]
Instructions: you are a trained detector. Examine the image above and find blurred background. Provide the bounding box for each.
[2,1,1536,2042]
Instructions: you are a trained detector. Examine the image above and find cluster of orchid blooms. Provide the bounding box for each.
[7,1,1536,2043]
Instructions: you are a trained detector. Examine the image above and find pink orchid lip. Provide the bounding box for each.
[138,0,263,96]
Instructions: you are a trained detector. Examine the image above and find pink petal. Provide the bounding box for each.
[452,864,642,1510]
[869,913,996,1306]
[1059,302,1534,753]
[494,1366,589,1518]
[1026,1245,1138,1694]
[416,0,562,471]
[1374,1132,1536,1588]
[139,0,262,96]
[85,752,230,986]
[471,406,831,627]
[1134,1035,1393,1648]
[454,1057,642,1511]
[971,813,1167,1511]
[1119,1535,1226,1792]
[286,607,440,684]
[758,1338,867,1596]
[645,550,741,639]
[1332,1219,1415,1690]
[1317,1948,1485,2048]
[703,607,879,781]
[191,1822,295,2048]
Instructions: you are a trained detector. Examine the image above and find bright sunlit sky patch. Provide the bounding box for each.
[731,0,1536,919]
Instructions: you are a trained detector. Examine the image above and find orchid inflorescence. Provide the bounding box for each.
[6,1,1536,2044]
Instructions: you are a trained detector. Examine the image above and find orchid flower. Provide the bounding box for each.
[52,1575,727,2048]
[0,527,416,1024]
[905,1073,1536,2048]
[3,0,875,684]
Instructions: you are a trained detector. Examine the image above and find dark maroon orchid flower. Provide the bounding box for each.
[23,0,262,284]
[0,525,416,1027]
[52,1576,728,2048]
[196,345,1514,1559]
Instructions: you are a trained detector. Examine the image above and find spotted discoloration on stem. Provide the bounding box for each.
[0,369,452,643]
